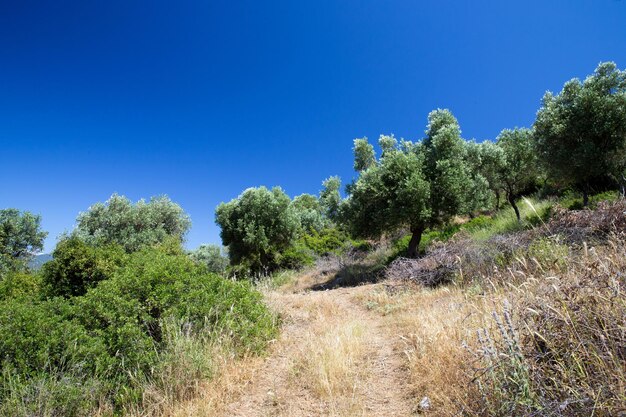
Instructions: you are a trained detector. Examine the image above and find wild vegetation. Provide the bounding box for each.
[1,62,625,416]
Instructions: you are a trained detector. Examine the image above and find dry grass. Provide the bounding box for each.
[123,200,626,417]
[357,284,493,416]
[291,319,368,415]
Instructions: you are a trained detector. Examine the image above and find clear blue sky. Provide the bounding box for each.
[2,0,625,252]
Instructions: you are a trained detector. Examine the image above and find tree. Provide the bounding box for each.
[0,209,47,274]
[291,194,325,233]
[353,138,376,172]
[347,137,431,257]
[215,186,300,274]
[346,109,477,257]
[472,141,507,210]
[496,128,540,221]
[319,176,342,223]
[75,194,191,252]
[464,141,495,215]
[422,109,474,225]
[534,62,626,205]
[188,244,229,274]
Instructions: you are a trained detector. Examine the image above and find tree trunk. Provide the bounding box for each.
[407,225,424,258]
[494,190,500,211]
[582,189,589,207]
[508,193,521,222]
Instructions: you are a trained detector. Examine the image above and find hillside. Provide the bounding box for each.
[159,198,626,417]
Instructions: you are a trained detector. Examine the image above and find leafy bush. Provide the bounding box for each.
[0,271,40,300]
[278,243,315,270]
[42,237,127,298]
[300,227,348,255]
[0,242,278,413]
[0,298,111,386]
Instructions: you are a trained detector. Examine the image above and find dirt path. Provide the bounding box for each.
[223,286,416,416]
[171,280,419,417]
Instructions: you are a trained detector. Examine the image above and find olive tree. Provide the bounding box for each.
[291,193,325,233]
[319,176,342,223]
[215,186,300,274]
[0,209,47,274]
[465,141,496,214]
[346,110,476,257]
[353,138,376,172]
[496,128,540,221]
[188,244,229,274]
[422,109,474,225]
[474,141,507,210]
[534,62,626,205]
[75,194,191,252]
[347,137,430,257]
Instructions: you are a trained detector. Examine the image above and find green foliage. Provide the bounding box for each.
[278,243,315,270]
[496,128,541,219]
[464,141,496,213]
[291,193,325,233]
[188,244,229,274]
[300,227,350,255]
[42,236,127,298]
[0,298,111,385]
[562,190,621,210]
[471,140,508,208]
[534,62,626,199]
[466,199,553,241]
[526,237,569,269]
[0,209,47,275]
[215,186,300,274]
[347,136,430,239]
[0,271,41,301]
[353,137,376,171]
[0,242,278,412]
[75,193,191,253]
[319,176,342,222]
[423,109,474,225]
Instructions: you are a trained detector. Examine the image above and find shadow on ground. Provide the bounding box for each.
[310,263,384,291]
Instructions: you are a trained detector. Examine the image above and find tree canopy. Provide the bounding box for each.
[346,136,430,257]
[496,128,540,221]
[215,186,300,274]
[0,209,47,274]
[534,61,626,204]
[74,194,191,252]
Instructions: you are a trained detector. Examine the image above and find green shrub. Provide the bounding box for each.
[300,227,348,255]
[278,243,315,270]
[0,242,278,413]
[0,271,41,300]
[42,237,127,298]
[526,237,569,269]
[0,370,106,417]
[0,298,111,385]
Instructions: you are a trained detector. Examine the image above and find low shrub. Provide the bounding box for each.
[0,243,278,414]
[0,271,40,300]
[41,237,128,298]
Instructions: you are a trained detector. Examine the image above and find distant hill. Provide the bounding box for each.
[28,253,52,271]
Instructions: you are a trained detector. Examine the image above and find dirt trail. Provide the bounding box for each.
[219,284,416,417]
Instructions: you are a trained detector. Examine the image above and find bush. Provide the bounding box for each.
[0,242,278,413]
[278,243,315,270]
[300,227,349,255]
[0,298,111,388]
[188,244,229,274]
[42,237,127,298]
[0,271,40,300]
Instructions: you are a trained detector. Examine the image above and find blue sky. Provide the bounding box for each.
[1,0,625,252]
